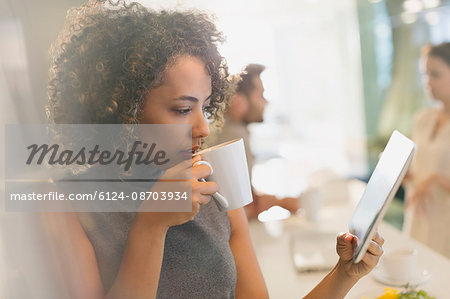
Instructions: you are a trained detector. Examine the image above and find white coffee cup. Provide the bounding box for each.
[382,248,418,282]
[299,188,323,222]
[193,139,253,211]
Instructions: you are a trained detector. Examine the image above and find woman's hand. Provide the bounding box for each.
[304,231,384,298]
[135,155,218,230]
[336,231,384,279]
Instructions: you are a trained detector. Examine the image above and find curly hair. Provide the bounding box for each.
[47,0,229,126]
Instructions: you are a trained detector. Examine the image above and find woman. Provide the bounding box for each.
[405,42,450,258]
[44,1,384,298]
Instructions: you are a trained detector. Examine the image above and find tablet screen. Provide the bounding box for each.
[348,130,416,263]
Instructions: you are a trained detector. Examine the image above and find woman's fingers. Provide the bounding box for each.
[366,239,384,257]
[336,232,356,261]
[192,154,202,165]
[192,163,212,180]
[361,249,380,268]
[193,181,218,196]
[371,231,384,247]
[337,232,357,246]
[164,156,213,181]
[161,158,196,180]
[195,194,213,205]
[361,233,384,268]
[190,155,218,207]
[192,180,217,205]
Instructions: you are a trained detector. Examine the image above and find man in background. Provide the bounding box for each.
[209,64,298,219]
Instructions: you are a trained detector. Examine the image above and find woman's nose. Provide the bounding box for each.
[192,110,209,139]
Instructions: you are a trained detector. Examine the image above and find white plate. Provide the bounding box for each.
[371,265,432,287]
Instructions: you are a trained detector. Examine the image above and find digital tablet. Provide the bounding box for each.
[349,130,416,263]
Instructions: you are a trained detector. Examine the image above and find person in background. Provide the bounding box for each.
[208,64,299,219]
[404,42,450,259]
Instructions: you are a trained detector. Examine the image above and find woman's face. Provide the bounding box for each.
[425,56,450,102]
[141,56,212,153]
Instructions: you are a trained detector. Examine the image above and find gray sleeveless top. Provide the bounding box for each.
[77,201,237,298]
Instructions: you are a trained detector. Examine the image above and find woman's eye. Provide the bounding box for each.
[173,107,192,114]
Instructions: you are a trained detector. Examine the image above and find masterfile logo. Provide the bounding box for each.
[4,124,193,212]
